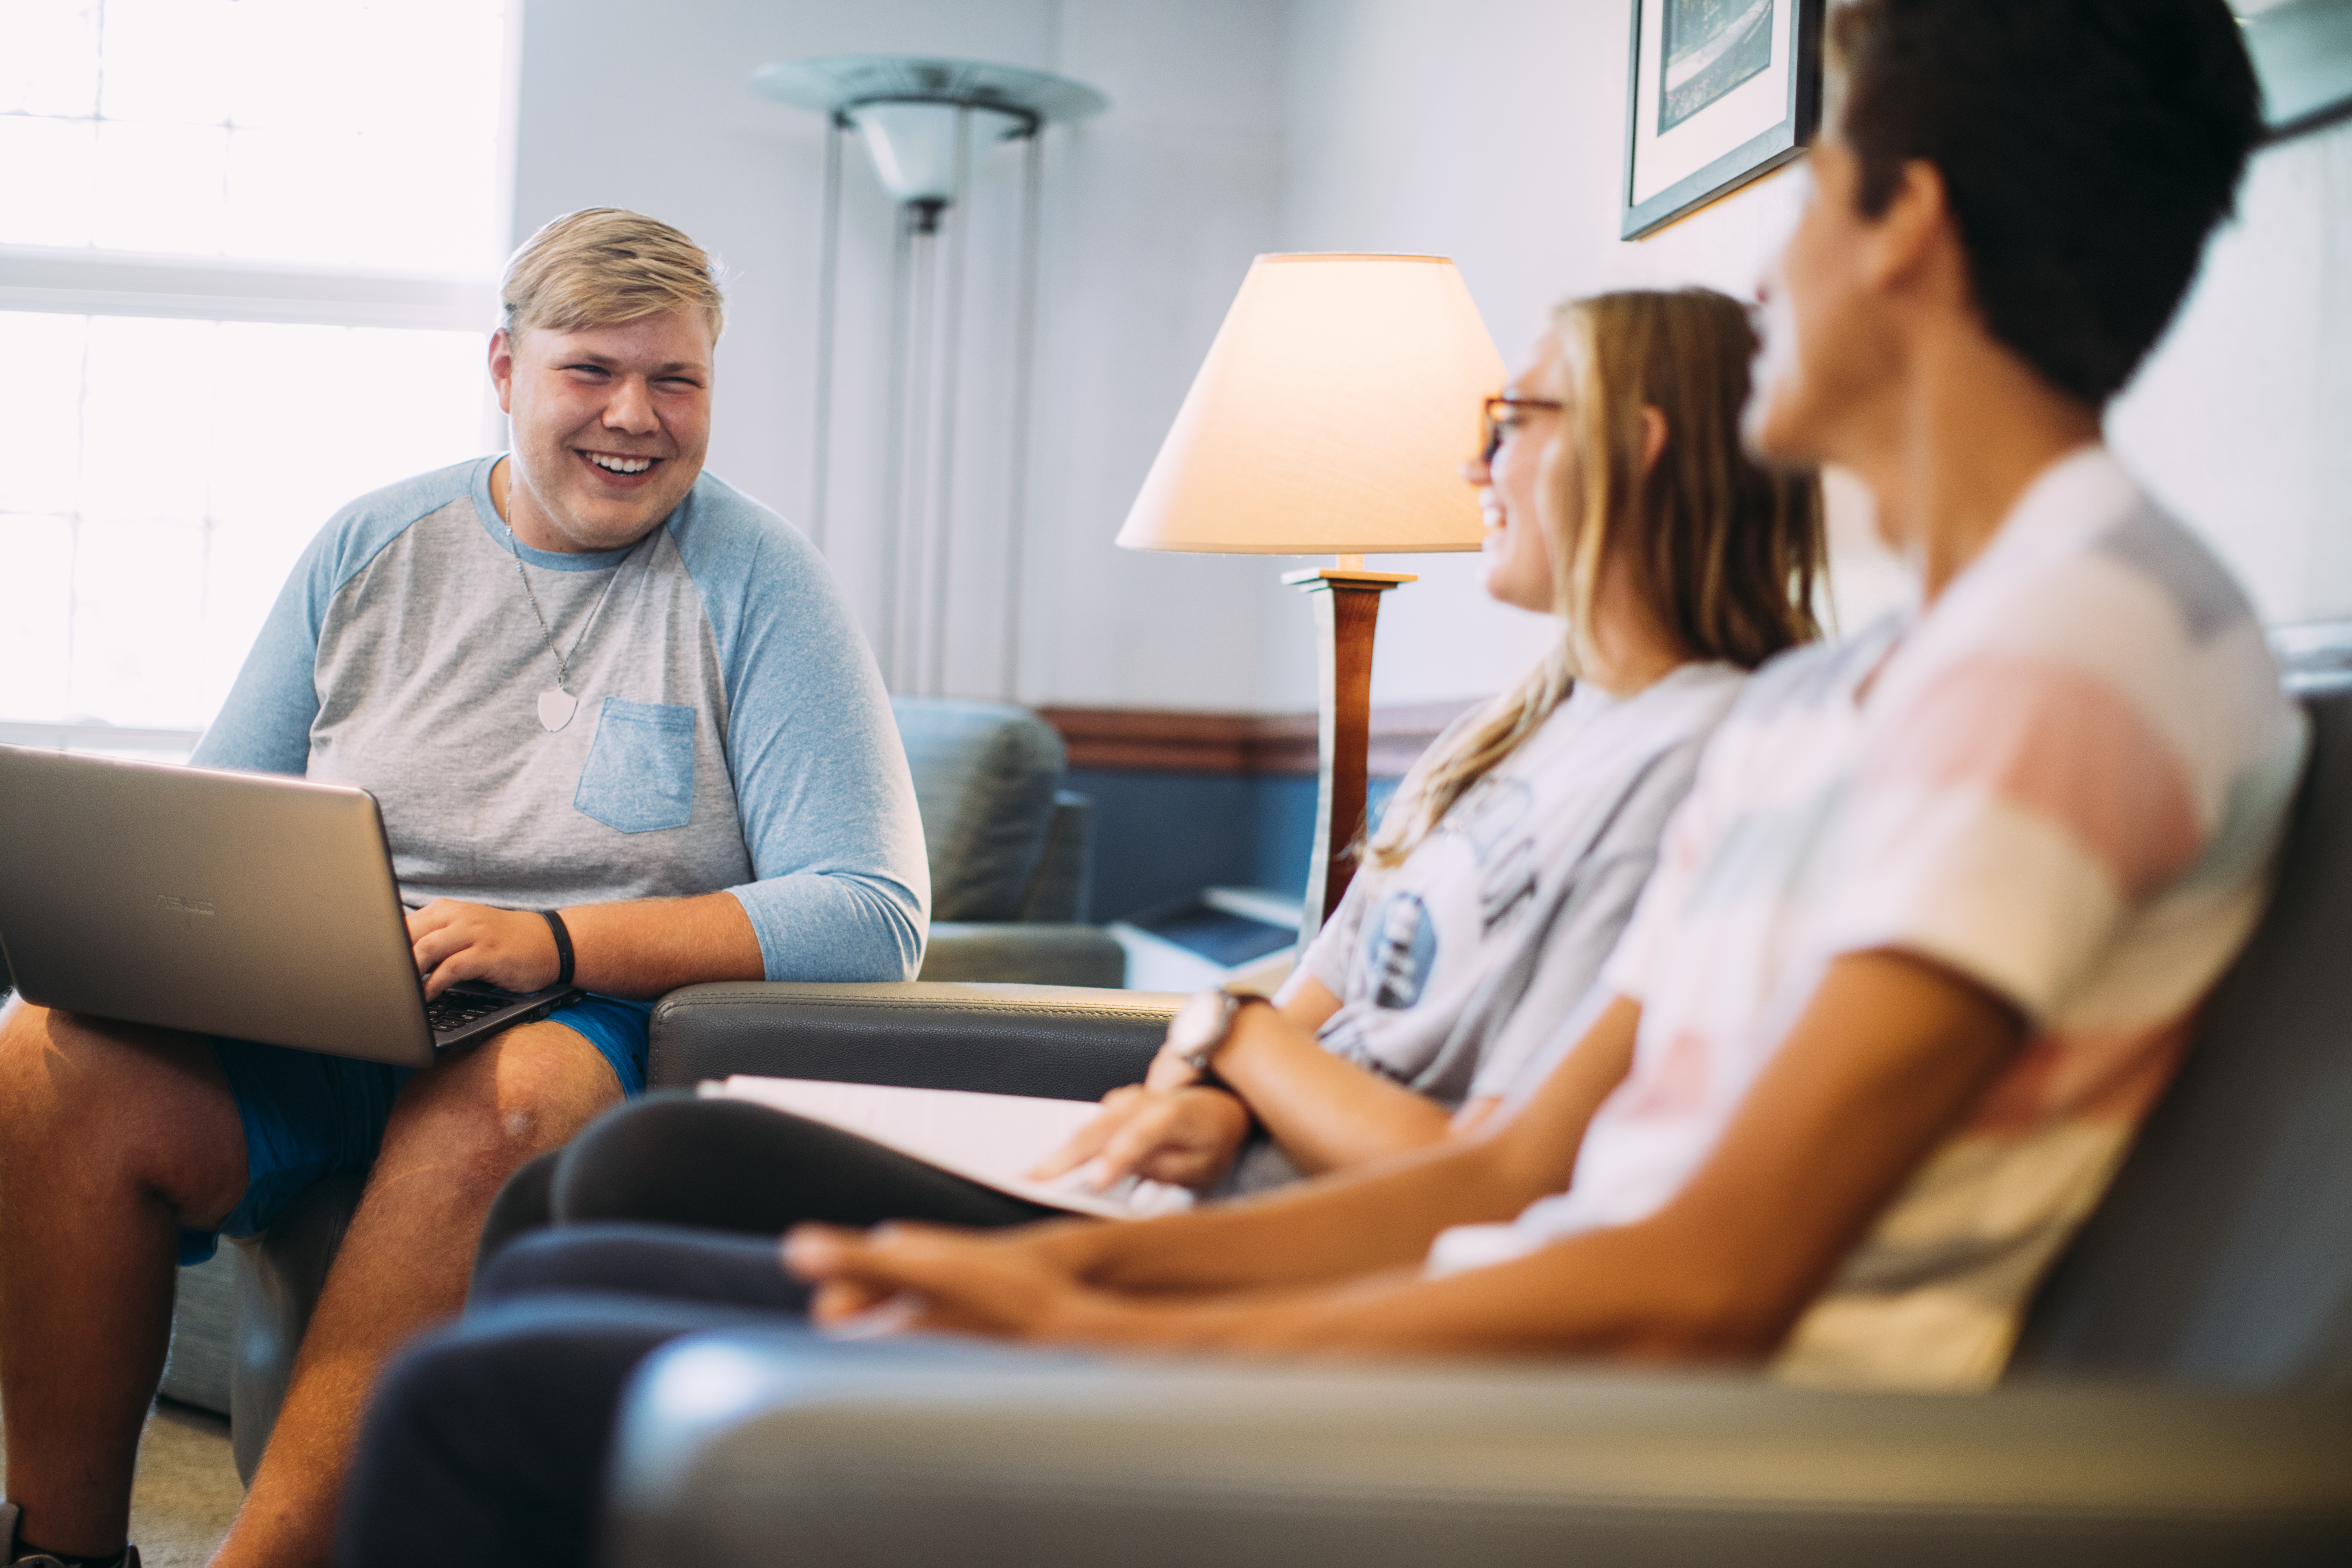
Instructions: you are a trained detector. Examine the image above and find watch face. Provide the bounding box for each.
[1167,988,1229,1057]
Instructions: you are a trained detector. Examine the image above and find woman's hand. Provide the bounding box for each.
[405,899,559,999]
[785,1222,1105,1341]
[1028,1083,1254,1192]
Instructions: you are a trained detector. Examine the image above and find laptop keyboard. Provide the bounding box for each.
[426,991,516,1034]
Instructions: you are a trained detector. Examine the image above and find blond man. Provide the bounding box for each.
[0,209,927,1568]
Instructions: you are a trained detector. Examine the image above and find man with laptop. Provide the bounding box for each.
[0,209,927,1568]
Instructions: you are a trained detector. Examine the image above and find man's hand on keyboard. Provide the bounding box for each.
[406,899,561,999]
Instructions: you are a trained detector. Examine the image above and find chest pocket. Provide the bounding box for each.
[575,699,697,833]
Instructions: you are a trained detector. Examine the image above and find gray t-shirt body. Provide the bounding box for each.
[192,456,928,981]
[1226,663,1746,1192]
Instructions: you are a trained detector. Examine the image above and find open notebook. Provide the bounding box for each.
[698,1076,1199,1221]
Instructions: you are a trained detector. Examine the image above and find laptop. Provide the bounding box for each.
[0,744,581,1067]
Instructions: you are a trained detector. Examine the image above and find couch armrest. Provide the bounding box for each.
[646,982,1180,1099]
[607,1336,2352,1567]
[918,922,1126,987]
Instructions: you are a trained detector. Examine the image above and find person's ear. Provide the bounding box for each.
[1861,159,1956,301]
[488,328,517,416]
[1639,406,1668,474]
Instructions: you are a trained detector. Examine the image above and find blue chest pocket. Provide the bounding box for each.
[575,699,697,833]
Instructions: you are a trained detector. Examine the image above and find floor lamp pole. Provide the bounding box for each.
[1283,560,1414,948]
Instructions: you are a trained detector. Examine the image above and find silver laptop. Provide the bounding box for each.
[0,744,580,1066]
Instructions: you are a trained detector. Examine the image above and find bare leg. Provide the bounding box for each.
[213,1019,622,1568]
[0,996,247,1557]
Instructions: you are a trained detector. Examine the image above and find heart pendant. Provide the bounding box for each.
[537,689,578,733]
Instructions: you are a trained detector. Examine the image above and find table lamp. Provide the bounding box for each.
[1116,253,1506,942]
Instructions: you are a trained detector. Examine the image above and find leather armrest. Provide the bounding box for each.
[918,923,1126,987]
[646,982,1180,1099]
[607,1335,2352,1567]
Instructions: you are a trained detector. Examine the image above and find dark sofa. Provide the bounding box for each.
[588,666,2352,1563]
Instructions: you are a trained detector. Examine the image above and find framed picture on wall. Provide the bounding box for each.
[1621,0,1824,239]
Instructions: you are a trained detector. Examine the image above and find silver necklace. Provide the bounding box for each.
[504,525,643,732]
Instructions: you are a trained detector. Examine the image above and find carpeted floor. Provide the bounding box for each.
[0,1395,243,1567]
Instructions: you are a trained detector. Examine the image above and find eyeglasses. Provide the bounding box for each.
[1479,394,1564,465]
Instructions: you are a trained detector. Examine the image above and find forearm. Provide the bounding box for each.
[1035,1130,1536,1295]
[1042,997,1642,1296]
[1214,1020,1456,1175]
[559,890,764,999]
[1047,1210,1765,1359]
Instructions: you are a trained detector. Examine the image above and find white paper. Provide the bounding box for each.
[699,1076,1198,1222]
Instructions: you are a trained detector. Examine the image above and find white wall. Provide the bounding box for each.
[514,0,2352,716]
[511,0,1292,709]
[2110,121,2352,627]
[1278,0,2352,711]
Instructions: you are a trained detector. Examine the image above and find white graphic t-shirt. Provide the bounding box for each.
[1280,662,1748,1115]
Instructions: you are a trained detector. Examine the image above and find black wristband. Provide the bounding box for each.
[538,908,575,990]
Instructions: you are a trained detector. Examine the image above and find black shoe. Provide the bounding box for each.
[0,1504,140,1568]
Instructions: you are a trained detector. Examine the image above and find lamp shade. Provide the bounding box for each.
[1116,253,1506,555]
[845,100,1028,205]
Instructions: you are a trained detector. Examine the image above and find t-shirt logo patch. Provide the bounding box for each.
[1367,891,1438,1009]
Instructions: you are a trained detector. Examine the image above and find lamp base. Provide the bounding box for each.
[1284,568,1416,951]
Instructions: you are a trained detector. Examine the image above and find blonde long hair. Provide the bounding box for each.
[1365,288,1824,869]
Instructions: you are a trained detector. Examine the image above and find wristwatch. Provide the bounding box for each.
[1164,986,1270,1084]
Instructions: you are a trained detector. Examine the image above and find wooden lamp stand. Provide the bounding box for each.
[1281,557,1415,945]
[1107,253,1505,952]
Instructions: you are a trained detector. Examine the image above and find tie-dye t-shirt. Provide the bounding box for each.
[1427,448,2308,1388]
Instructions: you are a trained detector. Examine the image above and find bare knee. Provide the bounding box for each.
[379,1022,621,1186]
[0,1000,243,1217]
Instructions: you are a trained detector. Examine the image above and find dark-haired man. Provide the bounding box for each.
[337,2,2306,1555]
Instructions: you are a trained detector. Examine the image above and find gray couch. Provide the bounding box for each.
[152,696,1121,1467]
[591,668,2352,1563]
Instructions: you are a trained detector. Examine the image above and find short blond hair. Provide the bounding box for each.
[500,208,726,345]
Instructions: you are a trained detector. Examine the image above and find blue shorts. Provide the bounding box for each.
[177,994,653,1266]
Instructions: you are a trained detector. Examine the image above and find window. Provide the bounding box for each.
[0,0,511,753]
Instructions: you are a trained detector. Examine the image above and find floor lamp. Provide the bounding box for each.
[1115,253,1506,943]
[751,56,1107,696]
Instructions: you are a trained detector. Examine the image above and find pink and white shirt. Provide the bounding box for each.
[1428,448,2308,1388]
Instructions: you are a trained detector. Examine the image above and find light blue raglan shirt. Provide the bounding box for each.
[190,456,928,981]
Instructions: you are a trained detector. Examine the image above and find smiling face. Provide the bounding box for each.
[1745,136,1902,473]
[1471,331,1568,616]
[490,308,714,553]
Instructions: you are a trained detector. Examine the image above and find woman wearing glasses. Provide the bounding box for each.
[467,286,1827,1259]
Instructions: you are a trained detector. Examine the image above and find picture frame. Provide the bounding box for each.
[2239,0,2352,143]
[1621,0,1824,240]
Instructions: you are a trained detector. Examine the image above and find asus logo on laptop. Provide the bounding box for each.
[155,894,216,916]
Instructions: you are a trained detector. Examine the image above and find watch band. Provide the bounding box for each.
[538,908,575,990]
[1174,987,1269,1080]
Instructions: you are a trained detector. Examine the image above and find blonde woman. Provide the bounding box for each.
[470,286,1825,1255]
[1039,286,1826,1197]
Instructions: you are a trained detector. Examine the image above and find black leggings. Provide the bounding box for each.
[344,1223,1062,1568]
[476,1091,1064,1280]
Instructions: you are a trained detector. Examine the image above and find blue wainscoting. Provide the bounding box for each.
[1069,768,1402,923]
